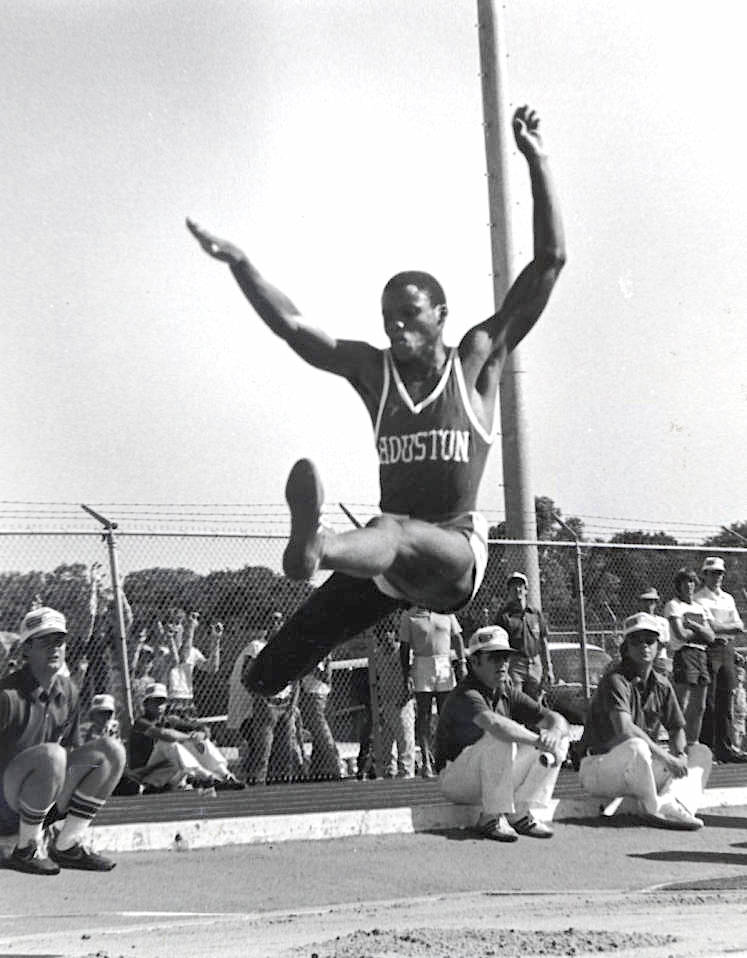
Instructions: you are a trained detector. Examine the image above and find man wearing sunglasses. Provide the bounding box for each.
[435,625,569,842]
[579,612,712,830]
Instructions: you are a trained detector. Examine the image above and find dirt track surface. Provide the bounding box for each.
[2,807,747,957]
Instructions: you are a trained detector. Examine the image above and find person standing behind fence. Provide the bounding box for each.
[663,569,715,748]
[637,588,671,675]
[695,557,747,764]
[240,636,302,785]
[399,606,466,778]
[300,656,342,781]
[374,628,416,778]
[166,612,222,717]
[496,571,554,701]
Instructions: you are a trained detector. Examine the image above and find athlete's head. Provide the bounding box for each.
[381,271,448,362]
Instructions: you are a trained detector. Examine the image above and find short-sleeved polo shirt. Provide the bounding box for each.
[583,660,684,755]
[496,602,547,660]
[434,671,547,772]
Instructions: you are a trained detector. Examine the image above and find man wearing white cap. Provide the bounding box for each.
[496,572,554,701]
[695,557,747,763]
[579,612,712,830]
[435,625,570,841]
[0,608,126,875]
[637,588,671,675]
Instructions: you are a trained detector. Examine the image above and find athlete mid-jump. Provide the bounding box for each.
[187,105,565,695]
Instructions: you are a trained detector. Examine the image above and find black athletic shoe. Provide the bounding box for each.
[3,840,60,876]
[49,840,116,872]
[214,774,246,791]
[283,458,325,580]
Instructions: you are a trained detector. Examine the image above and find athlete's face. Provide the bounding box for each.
[676,578,696,602]
[625,631,659,669]
[381,284,446,362]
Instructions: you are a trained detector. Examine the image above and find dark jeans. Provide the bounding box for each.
[700,644,738,759]
[245,573,402,696]
[243,697,301,785]
[300,692,341,780]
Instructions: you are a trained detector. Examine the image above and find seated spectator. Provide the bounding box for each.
[579,612,712,830]
[663,568,715,747]
[733,662,747,751]
[128,683,244,792]
[300,656,342,781]
[165,612,222,716]
[1,607,125,875]
[83,694,120,743]
[374,629,415,778]
[435,626,570,842]
[240,638,303,785]
[637,587,671,674]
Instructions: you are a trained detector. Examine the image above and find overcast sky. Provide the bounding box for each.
[2,0,745,544]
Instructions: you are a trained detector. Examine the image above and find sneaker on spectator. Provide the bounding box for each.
[3,840,60,876]
[509,813,554,839]
[215,774,246,791]
[49,840,116,871]
[645,800,703,831]
[474,814,518,843]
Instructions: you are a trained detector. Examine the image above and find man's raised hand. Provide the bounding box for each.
[512,105,546,159]
[186,218,245,266]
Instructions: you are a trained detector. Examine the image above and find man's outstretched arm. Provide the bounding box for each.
[460,105,566,380]
[186,219,377,377]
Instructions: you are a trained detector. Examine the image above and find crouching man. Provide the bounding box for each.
[579,612,712,830]
[434,625,570,842]
[1,608,125,875]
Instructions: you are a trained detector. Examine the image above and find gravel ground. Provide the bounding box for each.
[291,926,679,958]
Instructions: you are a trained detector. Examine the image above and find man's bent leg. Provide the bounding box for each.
[246,572,401,695]
[579,739,660,815]
[511,740,567,822]
[653,743,713,817]
[3,744,67,848]
[51,736,126,870]
[439,737,516,815]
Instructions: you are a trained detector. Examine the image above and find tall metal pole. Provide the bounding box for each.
[477,0,541,606]
[81,504,134,736]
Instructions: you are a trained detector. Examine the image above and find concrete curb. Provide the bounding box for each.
[84,784,747,854]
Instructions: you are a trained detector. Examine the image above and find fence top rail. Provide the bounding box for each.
[0,530,744,553]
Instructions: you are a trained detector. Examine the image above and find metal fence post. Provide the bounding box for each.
[81,505,134,737]
[365,630,385,778]
[553,515,591,702]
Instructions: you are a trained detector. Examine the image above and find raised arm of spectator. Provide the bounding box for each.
[203,621,223,674]
[181,611,199,664]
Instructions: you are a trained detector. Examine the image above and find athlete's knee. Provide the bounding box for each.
[84,735,127,773]
[366,514,403,538]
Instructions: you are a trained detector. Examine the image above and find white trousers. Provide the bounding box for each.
[439,734,567,819]
[579,739,712,816]
[141,738,229,789]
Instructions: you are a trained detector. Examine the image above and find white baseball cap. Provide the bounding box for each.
[90,693,116,713]
[622,612,661,638]
[507,571,528,586]
[701,556,726,574]
[20,607,67,643]
[144,682,168,701]
[466,625,519,657]
[638,587,660,601]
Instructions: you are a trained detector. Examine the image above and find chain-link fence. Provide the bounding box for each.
[1,531,745,786]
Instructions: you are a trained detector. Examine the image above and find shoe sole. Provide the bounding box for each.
[642,814,703,831]
[2,859,60,876]
[283,459,324,579]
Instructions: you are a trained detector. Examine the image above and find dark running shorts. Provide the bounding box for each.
[673,645,710,686]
